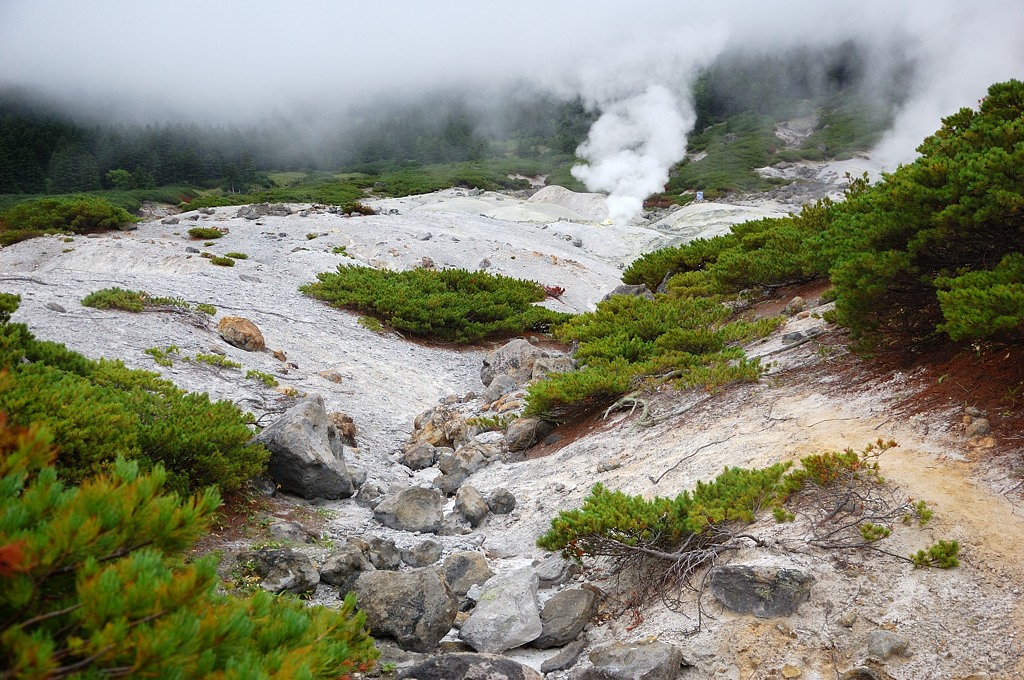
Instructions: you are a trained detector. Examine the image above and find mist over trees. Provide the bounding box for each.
[0,41,897,196]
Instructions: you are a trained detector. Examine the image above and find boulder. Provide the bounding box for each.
[397,653,542,680]
[505,417,555,452]
[402,539,443,567]
[240,547,319,595]
[433,443,492,495]
[455,485,489,527]
[867,630,909,659]
[460,568,542,653]
[374,487,444,534]
[254,395,355,500]
[367,536,402,570]
[402,442,437,471]
[708,565,814,618]
[320,538,374,593]
[481,338,548,387]
[441,551,494,597]
[353,567,457,652]
[411,405,469,449]
[531,355,575,381]
[580,640,686,680]
[601,284,654,301]
[218,316,265,352]
[541,638,588,673]
[486,488,517,515]
[481,373,518,404]
[532,588,597,649]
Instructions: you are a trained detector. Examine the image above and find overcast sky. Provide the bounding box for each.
[2,0,1022,165]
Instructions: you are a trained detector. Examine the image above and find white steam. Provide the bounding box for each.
[571,85,692,223]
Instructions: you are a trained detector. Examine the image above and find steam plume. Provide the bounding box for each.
[571,85,691,223]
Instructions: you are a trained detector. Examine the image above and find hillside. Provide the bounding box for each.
[1,152,1022,678]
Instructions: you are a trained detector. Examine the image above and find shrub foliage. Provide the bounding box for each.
[0,196,137,245]
[623,79,1024,349]
[0,294,265,494]
[0,415,377,678]
[301,266,572,343]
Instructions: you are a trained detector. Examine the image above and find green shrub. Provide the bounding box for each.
[0,417,378,677]
[0,196,137,245]
[196,303,217,316]
[357,315,384,333]
[225,251,249,259]
[302,266,573,343]
[210,256,235,267]
[245,369,279,388]
[0,299,267,495]
[82,287,194,313]
[187,227,223,240]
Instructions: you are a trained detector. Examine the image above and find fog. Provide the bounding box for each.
[2,0,1021,219]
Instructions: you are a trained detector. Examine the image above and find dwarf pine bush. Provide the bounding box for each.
[0,294,266,494]
[0,196,137,245]
[301,265,572,343]
[0,416,378,677]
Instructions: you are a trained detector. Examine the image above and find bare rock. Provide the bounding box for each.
[709,565,814,618]
[867,630,909,659]
[239,547,319,595]
[402,442,438,471]
[374,487,444,534]
[218,315,265,352]
[353,567,457,652]
[327,411,357,447]
[397,653,542,680]
[320,538,374,593]
[541,638,588,673]
[442,551,494,597]
[581,640,686,680]
[411,405,469,449]
[784,295,806,315]
[460,567,542,653]
[254,394,355,500]
[481,373,518,404]
[532,588,597,649]
[601,284,654,301]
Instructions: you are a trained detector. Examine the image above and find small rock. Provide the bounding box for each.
[441,551,493,597]
[45,302,66,313]
[840,667,882,680]
[267,520,310,543]
[487,488,517,515]
[396,653,541,680]
[782,664,802,678]
[401,539,443,567]
[505,417,555,452]
[455,485,490,527]
[784,296,806,316]
[583,640,686,680]
[218,316,265,352]
[601,284,654,301]
[240,547,319,595]
[966,417,991,438]
[374,487,444,534]
[838,611,857,628]
[402,443,437,471]
[709,565,814,618]
[782,331,805,344]
[867,630,909,659]
[532,588,597,648]
[540,638,587,673]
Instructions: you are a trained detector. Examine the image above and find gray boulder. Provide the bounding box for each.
[455,485,490,527]
[254,395,355,500]
[374,487,445,534]
[481,338,548,387]
[533,588,597,649]
[505,417,555,452]
[867,630,909,659]
[541,638,588,673]
[401,539,443,567]
[460,568,542,653]
[579,640,685,680]
[433,443,492,495]
[402,442,437,471]
[487,488,517,515]
[601,284,654,301]
[535,554,581,588]
[397,653,542,680]
[709,565,814,617]
[354,567,457,652]
[240,547,319,595]
[367,536,402,570]
[531,355,575,381]
[442,551,494,597]
[320,538,374,593]
[481,373,518,404]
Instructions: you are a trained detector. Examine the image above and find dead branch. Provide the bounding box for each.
[649,435,736,484]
